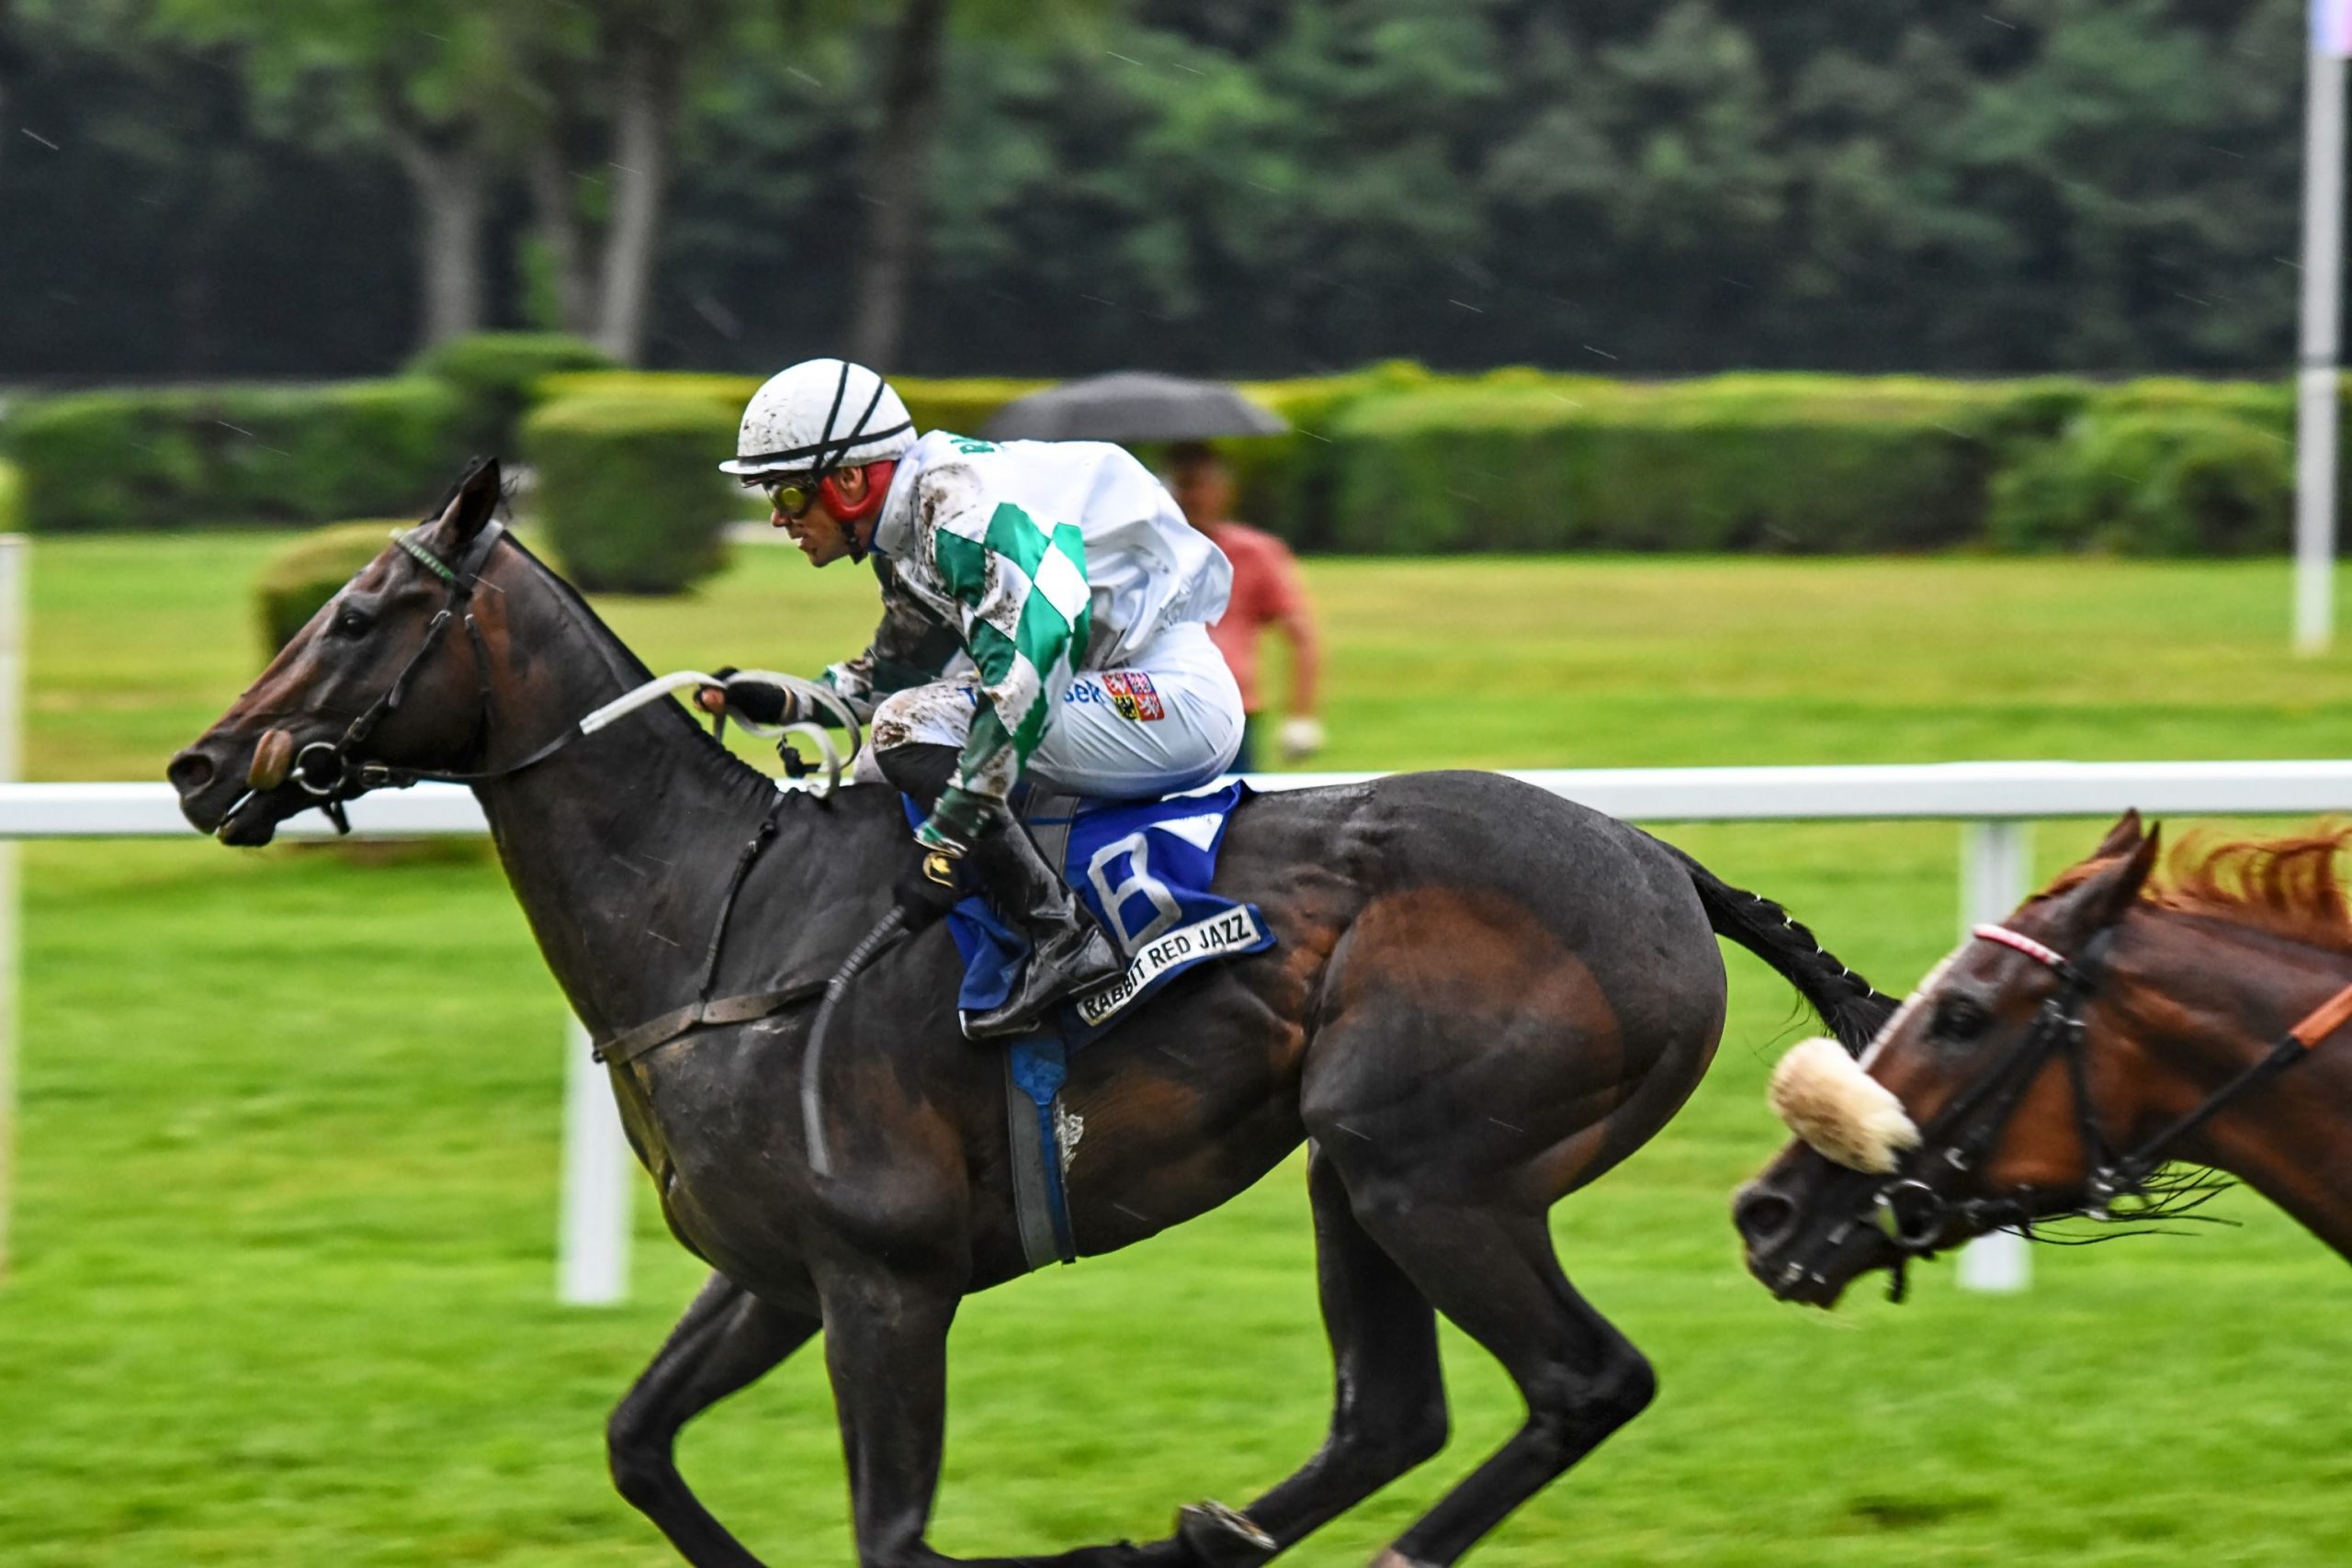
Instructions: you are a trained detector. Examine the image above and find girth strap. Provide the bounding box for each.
[590,797,798,1067]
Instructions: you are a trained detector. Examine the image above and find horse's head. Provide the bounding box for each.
[169,459,514,844]
[1733,811,2164,1306]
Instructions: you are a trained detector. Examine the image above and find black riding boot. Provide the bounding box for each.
[963,818,1124,1040]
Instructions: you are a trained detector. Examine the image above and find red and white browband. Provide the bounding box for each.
[1970,923,2352,1055]
[1970,922,2069,970]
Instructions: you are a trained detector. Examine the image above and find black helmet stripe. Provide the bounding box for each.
[733,362,910,473]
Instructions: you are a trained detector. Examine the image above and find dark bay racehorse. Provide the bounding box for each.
[1736,811,2352,1308]
[172,462,1894,1568]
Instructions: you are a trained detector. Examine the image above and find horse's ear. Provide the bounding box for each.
[433,458,503,543]
[2088,809,2144,860]
[2067,822,2162,930]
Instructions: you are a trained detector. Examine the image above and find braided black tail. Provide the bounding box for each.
[1663,842,1897,1055]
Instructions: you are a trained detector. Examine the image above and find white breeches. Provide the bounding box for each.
[853,621,1245,800]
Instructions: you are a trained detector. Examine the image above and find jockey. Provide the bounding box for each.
[707,358,1244,1038]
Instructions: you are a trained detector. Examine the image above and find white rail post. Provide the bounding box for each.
[0,538,21,1285]
[557,1015,631,1304]
[2298,1,2349,653]
[1957,818,2034,1292]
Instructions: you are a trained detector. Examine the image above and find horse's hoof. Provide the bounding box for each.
[1175,1501,1277,1566]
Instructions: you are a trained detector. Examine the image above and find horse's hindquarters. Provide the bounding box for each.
[1299,874,1724,1214]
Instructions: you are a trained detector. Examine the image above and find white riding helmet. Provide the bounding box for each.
[720,357,917,480]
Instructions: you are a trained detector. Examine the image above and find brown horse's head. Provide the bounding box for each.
[1733,811,2164,1306]
[168,459,509,845]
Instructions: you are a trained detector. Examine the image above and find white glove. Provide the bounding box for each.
[1278,716,1326,763]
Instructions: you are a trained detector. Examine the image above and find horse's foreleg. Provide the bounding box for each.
[610,1269,820,1567]
[817,1262,968,1568]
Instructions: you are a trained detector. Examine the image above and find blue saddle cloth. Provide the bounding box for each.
[909,781,1274,1045]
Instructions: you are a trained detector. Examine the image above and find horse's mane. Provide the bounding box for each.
[2046,824,2352,955]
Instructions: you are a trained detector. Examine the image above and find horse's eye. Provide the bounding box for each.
[1932,994,1992,1043]
[331,605,374,638]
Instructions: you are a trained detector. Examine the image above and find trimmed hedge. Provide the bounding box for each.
[1990,410,2291,555]
[11,361,2323,557]
[407,333,615,457]
[6,378,462,532]
[254,520,402,656]
[1324,376,2014,554]
[524,395,736,594]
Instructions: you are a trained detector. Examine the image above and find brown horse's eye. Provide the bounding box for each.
[331,605,375,638]
[1932,994,1992,1043]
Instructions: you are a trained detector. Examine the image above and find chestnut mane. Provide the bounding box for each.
[2105,825,2352,955]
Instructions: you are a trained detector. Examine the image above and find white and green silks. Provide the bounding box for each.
[865,431,1232,837]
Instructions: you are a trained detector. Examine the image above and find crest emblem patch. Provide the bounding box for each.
[1101,671,1165,721]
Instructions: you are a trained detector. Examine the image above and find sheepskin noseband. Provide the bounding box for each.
[1768,1037,1922,1175]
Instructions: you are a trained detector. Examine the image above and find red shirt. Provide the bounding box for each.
[1204,521,1309,713]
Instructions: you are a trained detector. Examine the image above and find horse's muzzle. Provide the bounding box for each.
[1732,1157,1905,1308]
[170,732,297,843]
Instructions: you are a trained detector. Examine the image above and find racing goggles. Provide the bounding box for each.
[754,474,825,520]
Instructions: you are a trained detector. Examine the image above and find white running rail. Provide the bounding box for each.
[11,758,2352,1303]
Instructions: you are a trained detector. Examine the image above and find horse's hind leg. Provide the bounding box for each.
[609,1269,820,1566]
[1343,1200,1652,1568]
[1156,1141,1447,1565]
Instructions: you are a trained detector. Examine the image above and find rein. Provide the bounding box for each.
[1852,919,2352,1295]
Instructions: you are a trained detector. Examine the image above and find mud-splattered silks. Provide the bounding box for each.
[927,499,1094,825]
[860,430,1233,844]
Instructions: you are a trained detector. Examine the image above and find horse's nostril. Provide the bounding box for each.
[1733,1185,1800,1254]
[167,750,216,795]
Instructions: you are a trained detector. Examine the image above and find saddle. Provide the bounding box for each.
[926,780,1274,1042]
[934,781,1276,1274]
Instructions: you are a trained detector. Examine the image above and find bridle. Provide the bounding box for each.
[1843,912,2352,1298]
[245,518,582,833]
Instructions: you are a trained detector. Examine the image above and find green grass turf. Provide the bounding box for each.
[8,534,2352,1566]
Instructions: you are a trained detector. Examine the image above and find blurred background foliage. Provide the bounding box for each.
[0,0,2316,379]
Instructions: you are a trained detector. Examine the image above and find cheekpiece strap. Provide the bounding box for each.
[1971,922,2070,972]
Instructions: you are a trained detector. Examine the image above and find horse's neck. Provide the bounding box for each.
[465,570,785,1041]
[2116,914,2352,1257]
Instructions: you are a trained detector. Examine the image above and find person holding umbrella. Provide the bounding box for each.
[1164,442,1323,772]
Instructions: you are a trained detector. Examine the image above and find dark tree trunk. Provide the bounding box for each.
[846,0,953,370]
[593,27,683,365]
[0,0,20,181]
[388,125,488,350]
[528,139,598,337]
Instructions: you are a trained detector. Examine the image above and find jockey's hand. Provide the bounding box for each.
[893,840,967,928]
[1278,715,1326,763]
[919,785,994,850]
[694,668,797,726]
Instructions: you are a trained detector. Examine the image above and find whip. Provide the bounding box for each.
[799,908,909,1179]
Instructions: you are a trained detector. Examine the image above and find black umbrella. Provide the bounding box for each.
[980,372,1288,444]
